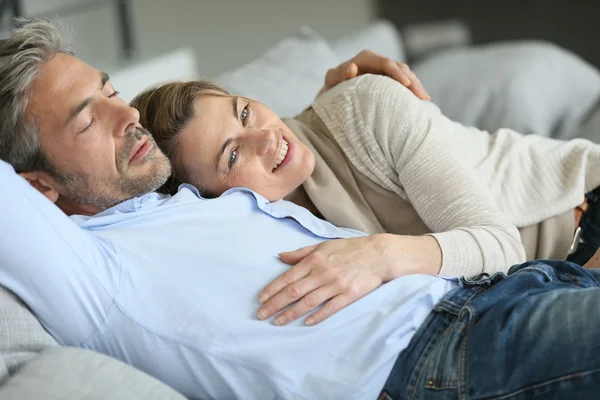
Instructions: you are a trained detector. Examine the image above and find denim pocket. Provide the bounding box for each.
[421,319,467,391]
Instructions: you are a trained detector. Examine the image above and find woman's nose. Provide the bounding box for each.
[251,128,276,156]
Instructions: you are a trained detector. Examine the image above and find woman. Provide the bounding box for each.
[131,70,600,327]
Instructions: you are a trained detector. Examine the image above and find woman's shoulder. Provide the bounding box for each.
[313,74,430,125]
[315,74,412,105]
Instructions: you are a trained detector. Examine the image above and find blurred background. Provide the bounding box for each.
[0,0,377,75]
[3,0,598,75]
[1,0,599,141]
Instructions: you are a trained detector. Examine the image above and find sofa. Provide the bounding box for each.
[1,20,599,399]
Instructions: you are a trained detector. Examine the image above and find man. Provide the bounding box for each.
[0,18,599,400]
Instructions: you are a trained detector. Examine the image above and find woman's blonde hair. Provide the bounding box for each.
[131,80,230,195]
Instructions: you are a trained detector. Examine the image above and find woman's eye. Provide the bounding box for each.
[241,105,249,123]
[228,148,238,167]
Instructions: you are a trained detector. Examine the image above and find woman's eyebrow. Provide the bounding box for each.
[231,96,238,119]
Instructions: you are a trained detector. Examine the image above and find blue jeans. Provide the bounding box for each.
[380,260,600,400]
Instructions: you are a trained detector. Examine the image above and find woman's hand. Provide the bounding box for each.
[256,234,442,326]
[317,50,430,100]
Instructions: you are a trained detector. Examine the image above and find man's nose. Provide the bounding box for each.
[110,101,141,138]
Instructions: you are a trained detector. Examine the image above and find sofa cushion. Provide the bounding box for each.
[214,27,338,118]
[330,20,406,64]
[110,48,199,104]
[0,347,186,400]
[413,41,600,139]
[574,100,600,143]
[0,285,58,380]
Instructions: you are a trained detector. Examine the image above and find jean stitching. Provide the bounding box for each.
[421,288,485,396]
[406,312,450,400]
[410,317,457,400]
[458,324,469,400]
[457,303,478,400]
[420,320,476,394]
[409,287,485,399]
[422,322,467,390]
[511,266,553,282]
[484,367,600,400]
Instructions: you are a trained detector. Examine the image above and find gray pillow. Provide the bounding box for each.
[214,27,338,118]
[0,347,185,400]
[413,41,600,139]
[0,285,58,379]
[330,20,405,64]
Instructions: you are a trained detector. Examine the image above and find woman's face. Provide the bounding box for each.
[175,95,315,200]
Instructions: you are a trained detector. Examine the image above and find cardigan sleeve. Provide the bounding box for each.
[314,74,526,277]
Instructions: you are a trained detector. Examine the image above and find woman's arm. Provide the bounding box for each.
[333,74,525,276]
[255,75,525,326]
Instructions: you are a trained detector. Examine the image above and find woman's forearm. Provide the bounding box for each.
[349,75,525,276]
[379,234,442,281]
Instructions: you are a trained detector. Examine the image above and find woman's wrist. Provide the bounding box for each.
[379,233,442,281]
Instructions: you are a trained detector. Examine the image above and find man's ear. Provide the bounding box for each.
[18,172,60,203]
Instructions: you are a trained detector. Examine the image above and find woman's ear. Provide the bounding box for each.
[18,172,60,203]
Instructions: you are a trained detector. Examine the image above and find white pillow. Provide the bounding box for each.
[413,41,600,139]
[213,27,338,118]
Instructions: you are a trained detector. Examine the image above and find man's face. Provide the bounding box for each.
[27,53,171,214]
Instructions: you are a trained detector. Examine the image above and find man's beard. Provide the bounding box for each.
[49,127,172,210]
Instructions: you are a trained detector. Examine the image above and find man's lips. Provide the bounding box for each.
[129,139,152,164]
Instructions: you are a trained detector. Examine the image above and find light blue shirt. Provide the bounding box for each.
[0,159,458,399]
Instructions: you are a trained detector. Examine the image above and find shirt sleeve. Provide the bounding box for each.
[317,75,526,277]
[0,160,119,345]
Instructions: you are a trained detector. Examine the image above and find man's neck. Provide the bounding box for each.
[55,196,103,217]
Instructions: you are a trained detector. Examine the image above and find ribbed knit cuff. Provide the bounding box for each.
[427,230,483,278]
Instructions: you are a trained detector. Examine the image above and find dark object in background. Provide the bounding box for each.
[0,0,136,61]
[376,0,600,69]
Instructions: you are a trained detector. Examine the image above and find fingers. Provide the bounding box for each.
[272,285,339,326]
[384,59,411,87]
[278,244,316,265]
[346,62,359,80]
[397,63,430,100]
[258,259,312,305]
[322,50,432,101]
[257,268,322,321]
[304,293,355,326]
[324,63,349,90]
[353,50,430,100]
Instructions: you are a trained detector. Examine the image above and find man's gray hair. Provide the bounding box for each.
[0,17,73,173]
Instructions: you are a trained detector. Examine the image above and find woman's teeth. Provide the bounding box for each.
[272,139,288,172]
